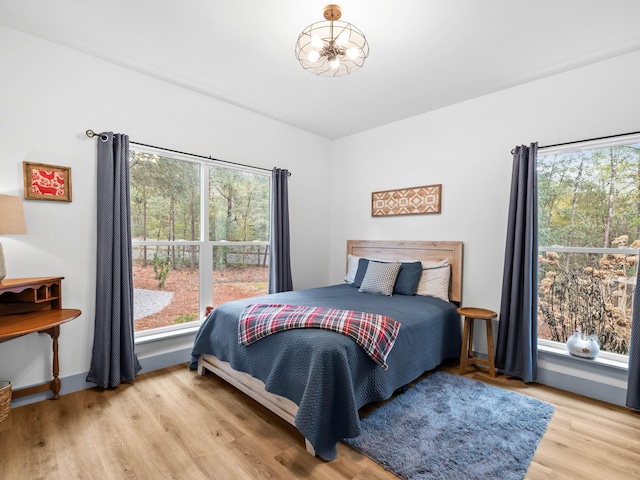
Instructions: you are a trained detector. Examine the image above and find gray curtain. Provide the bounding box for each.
[626,259,640,409]
[495,143,539,383]
[86,132,141,389]
[268,168,293,293]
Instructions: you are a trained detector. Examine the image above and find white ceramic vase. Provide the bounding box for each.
[566,331,600,359]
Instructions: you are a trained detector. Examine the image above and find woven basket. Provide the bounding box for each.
[0,381,11,423]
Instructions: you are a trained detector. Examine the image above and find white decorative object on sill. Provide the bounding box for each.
[566,330,600,359]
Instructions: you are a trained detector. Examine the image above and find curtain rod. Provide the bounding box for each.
[539,129,640,150]
[85,130,286,175]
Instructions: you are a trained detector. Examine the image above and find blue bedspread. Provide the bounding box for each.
[190,284,461,460]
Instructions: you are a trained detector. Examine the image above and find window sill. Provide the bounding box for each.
[135,324,201,345]
[538,342,629,372]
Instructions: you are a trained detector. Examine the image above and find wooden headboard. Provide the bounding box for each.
[346,240,464,304]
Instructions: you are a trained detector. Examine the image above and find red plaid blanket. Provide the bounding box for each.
[238,303,401,370]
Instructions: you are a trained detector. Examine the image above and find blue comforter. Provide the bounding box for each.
[190,284,461,460]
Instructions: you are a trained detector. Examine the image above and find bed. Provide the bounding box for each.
[191,240,463,461]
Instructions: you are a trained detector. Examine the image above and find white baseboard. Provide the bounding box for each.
[11,345,630,410]
[537,348,628,406]
[9,347,193,409]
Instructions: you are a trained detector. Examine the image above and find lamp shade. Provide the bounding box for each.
[0,195,27,234]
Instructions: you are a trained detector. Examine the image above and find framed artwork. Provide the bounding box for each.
[23,161,72,202]
[372,184,441,217]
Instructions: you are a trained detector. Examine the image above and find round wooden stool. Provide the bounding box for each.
[457,307,498,378]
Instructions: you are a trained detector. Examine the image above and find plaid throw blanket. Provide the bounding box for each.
[238,303,401,370]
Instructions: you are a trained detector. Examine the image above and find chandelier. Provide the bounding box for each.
[295,4,369,77]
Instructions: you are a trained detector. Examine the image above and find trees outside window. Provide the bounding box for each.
[129,148,270,334]
[537,136,640,355]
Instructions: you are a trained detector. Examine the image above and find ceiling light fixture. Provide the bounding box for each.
[295,4,369,77]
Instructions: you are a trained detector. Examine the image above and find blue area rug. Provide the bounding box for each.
[344,371,554,480]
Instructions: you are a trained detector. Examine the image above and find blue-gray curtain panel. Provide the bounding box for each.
[86,132,141,389]
[495,143,539,384]
[626,257,640,409]
[269,168,293,293]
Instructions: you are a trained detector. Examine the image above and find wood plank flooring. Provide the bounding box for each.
[1,362,639,479]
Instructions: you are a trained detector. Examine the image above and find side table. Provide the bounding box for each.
[0,277,81,400]
[457,306,498,378]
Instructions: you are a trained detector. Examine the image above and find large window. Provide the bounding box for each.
[537,135,640,357]
[129,147,270,335]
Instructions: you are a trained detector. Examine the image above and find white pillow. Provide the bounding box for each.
[344,254,362,284]
[345,254,386,284]
[416,259,451,301]
[358,261,402,296]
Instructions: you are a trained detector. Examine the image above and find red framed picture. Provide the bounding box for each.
[23,161,72,202]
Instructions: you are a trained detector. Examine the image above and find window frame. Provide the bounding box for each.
[536,133,640,362]
[129,144,271,340]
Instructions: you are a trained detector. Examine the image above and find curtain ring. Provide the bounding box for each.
[86,129,110,142]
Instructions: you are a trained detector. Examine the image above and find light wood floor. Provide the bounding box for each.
[1,362,639,479]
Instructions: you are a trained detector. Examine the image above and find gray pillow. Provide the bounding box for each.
[393,261,422,295]
[358,261,402,296]
[353,258,421,295]
[353,257,370,288]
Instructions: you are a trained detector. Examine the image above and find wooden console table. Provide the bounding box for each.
[0,277,81,400]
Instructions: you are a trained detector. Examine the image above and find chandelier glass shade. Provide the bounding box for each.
[295,4,369,77]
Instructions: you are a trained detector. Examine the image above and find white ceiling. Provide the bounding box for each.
[2,0,640,140]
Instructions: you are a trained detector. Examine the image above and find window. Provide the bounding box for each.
[129,147,270,336]
[537,135,640,357]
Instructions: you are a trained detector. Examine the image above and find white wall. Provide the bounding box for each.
[329,50,640,305]
[0,26,332,397]
[3,23,639,407]
[328,50,640,404]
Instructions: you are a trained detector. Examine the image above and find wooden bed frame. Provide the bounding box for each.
[346,240,463,304]
[197,239,464,456]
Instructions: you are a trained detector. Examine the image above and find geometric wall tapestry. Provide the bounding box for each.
[371,184,441,217]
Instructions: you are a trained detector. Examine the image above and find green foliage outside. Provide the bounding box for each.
[129,150,270,272]
[208,166,269,243]
[130,152,201,244]
[129,150,271,333]
[173,312,199,324]
[152,252,171,288]
[537,142,640,354]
